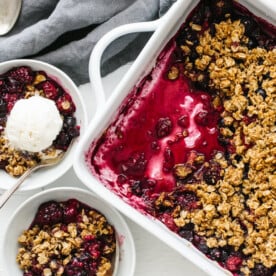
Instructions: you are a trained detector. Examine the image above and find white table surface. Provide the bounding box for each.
[0,63,207,276]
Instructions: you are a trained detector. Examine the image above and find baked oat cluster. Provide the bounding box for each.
[16,199,116,276]
[0,66,79,177]
[155,1,275,276]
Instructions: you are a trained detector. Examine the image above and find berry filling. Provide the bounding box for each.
[16,199,116,276]
[0,66,80,177]
[88,0,275,275]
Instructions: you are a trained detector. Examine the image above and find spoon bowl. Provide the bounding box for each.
[0,0,22,35]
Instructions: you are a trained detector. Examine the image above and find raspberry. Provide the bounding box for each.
[163,147,175,172]
[33,201,63,226]
[203,161,221,185]
[3,93,20,112]
[63,199,80,224]
[226,255,243,272]
[56,94,76,114]
[121,152,147,177]
[194,111,210,126]
[37,80,59,100]
[177,114,189,128]
[177,191,199,210]
[8,66,34,84]
[155,117,173,138]
[160,213,178,232]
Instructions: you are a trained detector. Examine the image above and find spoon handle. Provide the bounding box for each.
[0,167,37,209]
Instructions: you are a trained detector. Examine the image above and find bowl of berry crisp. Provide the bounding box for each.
[74,0,276,275]
[1,187,135,276]
[0,59,88,192]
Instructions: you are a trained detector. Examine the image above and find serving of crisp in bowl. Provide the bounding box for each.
[0,59,88,192]
[1,187,135,276]
[74,0,276,275]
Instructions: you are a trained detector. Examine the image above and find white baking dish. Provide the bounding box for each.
[74,1,276,275]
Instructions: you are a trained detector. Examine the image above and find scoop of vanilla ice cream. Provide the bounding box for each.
[5,95,63,152]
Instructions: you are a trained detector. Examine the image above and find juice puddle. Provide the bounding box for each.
[88,43,223,210]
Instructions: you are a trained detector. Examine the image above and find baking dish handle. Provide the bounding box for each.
[89,19,162,109]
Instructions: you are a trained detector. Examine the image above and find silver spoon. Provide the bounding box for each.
[0,0,22,35]
[0,140,75,209]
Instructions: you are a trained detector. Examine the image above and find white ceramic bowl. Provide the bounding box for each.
[1,187,135,275]
[0,59,88,192]
[74,1,276,275]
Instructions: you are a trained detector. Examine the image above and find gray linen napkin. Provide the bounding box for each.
[0,0,176,85]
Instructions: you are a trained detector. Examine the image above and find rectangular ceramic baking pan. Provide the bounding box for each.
[74,1,276,275]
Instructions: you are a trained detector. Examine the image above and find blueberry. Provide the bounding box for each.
[211,0,233,19]
[173,48,185,63]
[255,87,267,99]
[189,50,199,61]
[68,127,80,138]
[209,248,222,261]
[54,131,70,150]
[209,23,216,36]
[0,99,7,117]
[203,162,221,185]
[251,263,273,276]
[5,77,24,94]
[219,245,235,262]
[228,125,236,133]
[197,239,209,254]
[243,163,249,180]
[240,16,258,35]
[131,180,143,196]
[183,222,195,231]
[0,160,8,169]
[191,3,204,25]
[194,74,210,91]
[263,73,271,80]
[178,229,193,242]
[182,27,199,45]
[218,118,226,127]
[218,135,229,146]
[234,154,242,162]
[178,223,195,241]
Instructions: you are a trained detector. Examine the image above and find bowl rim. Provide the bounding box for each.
[1,186,136,276]
[0,59,88,192]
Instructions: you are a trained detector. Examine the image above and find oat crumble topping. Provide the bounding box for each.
[159,14,275,276]
[16,200,116,276]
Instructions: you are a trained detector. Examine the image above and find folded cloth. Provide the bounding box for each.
[0,0,176,85]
